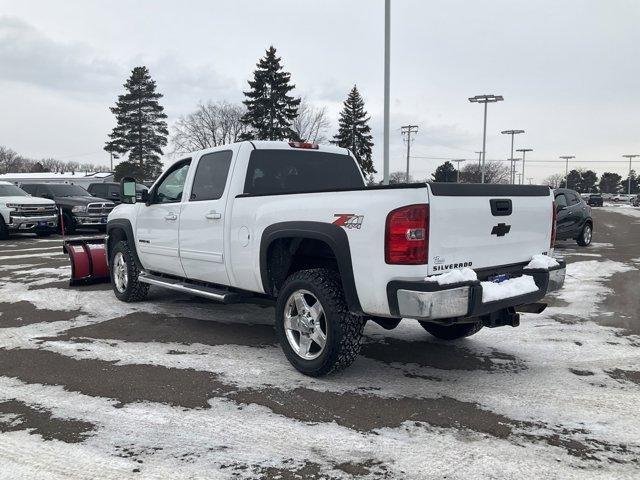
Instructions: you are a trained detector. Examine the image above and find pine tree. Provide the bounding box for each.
[241,46,300,140]
[432,161,457,182]
[105,66,168,180]
[332,86,375,175]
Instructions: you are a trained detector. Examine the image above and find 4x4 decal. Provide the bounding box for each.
[333,214,364,229]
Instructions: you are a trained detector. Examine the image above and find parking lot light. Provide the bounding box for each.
[622,155,639,195]
[560,156,575,188]
[469,94,504,183]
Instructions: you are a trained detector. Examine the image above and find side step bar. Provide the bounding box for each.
[138,272,245,303]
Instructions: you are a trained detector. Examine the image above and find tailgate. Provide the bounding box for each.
[427,183,553,275]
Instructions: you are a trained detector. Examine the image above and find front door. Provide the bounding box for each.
[179,150,233,285]
[136,160,191,276]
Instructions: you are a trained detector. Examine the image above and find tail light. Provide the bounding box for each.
[289,141,319,149]
[385,204,429,264]
[550,204,557,248]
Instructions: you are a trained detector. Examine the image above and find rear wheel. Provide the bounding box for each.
[419,321,483,340]
[110,240,149,302]
[275,268,365,376]
[576,222,593,246]
[60,213,75,235]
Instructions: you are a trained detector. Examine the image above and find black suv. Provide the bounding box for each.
[587,193,603,207]
[87,182,148,204]
[21,183,114,234]
[554,188,593,246]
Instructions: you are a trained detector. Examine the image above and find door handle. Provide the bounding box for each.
[205,211,222,220]
[165,213,178,221]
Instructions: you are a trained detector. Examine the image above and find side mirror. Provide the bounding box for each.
[120,177,137,204]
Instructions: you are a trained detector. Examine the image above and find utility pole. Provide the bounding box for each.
[401,125,418,181]
[382,0,391,185]
[622,154,639,195]
[452,159,466,183]
[469,94,504,183]
[516,172,522,185]
[501,130,525,184]
[516,148,533,184]
[527,177,533,185]
[110,152,113,172]
[560,156,575,188]
[475,151,483,168]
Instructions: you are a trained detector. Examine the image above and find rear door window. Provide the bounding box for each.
[190,151,233,201]
[243,150,364,195]
[566,192,580,205]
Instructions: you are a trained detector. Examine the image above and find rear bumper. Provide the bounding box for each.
[8,214,58,231]
[387,261,565,321]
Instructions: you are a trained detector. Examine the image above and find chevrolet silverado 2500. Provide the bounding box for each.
[106,141,565,376]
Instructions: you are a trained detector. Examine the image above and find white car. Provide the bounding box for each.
[106,141,565,376]
[0,181,58,239]
[612,194,632,202]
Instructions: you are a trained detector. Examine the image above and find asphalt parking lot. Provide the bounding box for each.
[0,207,639,479]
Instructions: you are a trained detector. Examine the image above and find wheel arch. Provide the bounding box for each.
[106,219,142,268]
[260,221,362,314]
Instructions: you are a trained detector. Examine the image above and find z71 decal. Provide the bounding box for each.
[333,213,364,229]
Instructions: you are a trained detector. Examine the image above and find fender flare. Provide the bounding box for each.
[260,221,363,314]
[106,218,142,268]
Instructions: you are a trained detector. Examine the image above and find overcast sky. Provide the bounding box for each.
[1,0,639,182]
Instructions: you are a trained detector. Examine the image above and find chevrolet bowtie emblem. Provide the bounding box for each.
[491,223,511,237]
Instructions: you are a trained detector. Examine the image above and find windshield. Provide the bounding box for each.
[0,184,28,197]
[48,184,89,197]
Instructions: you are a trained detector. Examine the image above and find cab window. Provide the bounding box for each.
[154,161,191,204]
[555,193,568,208]
[566,192,580,205]
[190,151,232,201]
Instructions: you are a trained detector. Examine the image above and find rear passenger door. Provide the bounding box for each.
[179,150,233,285]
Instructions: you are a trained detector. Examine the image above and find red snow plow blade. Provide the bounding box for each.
[63,237,110,286]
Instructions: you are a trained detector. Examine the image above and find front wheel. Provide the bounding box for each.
[419,321,483,340]
[275,268,365,376]
[110,240,149,302]
[576,222,593,246]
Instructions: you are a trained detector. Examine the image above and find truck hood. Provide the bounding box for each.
[53,195,112,207]
[1,195,56,206]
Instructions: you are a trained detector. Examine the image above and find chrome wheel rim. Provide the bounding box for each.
[584,225,592,244]
[284,289,327,360]
[113,252,128,293]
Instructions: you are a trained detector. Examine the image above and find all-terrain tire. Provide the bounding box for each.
[275,268,366,376]
[576,222,593,247]
[60,212,76,235]
[419,321,483,340]
[110,240,149,302]
[0,217,8,240]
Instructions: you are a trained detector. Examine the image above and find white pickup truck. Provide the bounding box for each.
[106,141,565,376]
[0,181,58,239]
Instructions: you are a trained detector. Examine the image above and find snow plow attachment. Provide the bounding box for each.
[63,237,110,286]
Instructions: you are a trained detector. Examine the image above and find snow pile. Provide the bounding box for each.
[525,254,559,270]
[481,275,538,302]
[424,267,477,285]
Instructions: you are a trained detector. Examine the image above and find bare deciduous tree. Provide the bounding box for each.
[291,98,331,143]
[543,173,565,188]
[459,162,510,184]
[170,101,248,153]
[388,171,415,184]
[0,146,27,174]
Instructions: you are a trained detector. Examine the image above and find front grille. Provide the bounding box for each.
[87,202,115,216]
[11,204,57,217]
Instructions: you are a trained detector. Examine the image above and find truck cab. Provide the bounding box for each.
[0,181,58,239]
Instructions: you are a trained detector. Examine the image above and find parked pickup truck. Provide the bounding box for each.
[21,183,114,234]
[0,181,58,239]
[106,141,565,376]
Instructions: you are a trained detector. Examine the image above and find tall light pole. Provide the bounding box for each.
[382,0,391,185]
[501,130,525,184]
[469,94,504,183]
[622,154,639,195]
[508,158,521,184]
[401,125,418,181]
[452,159,466,183]
[560,155,575,188]
[516,148,533,185]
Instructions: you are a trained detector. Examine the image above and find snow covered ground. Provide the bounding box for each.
[0,209,639,479]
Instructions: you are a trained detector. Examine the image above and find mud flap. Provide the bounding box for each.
[63,237,110,286]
